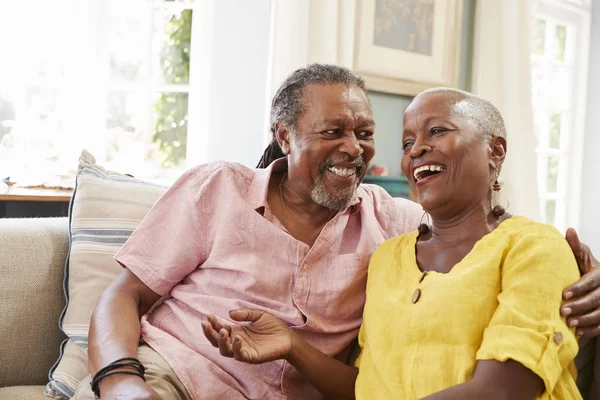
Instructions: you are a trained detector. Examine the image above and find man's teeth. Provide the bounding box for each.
[327,166,356,177]
[414,165,445,181]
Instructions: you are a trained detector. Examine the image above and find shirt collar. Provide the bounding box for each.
[244,156,363,214]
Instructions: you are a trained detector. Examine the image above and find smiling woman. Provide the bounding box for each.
[352,87,582,399]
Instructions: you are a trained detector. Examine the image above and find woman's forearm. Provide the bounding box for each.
[421,359,541,400]
[420,381,490,400]
[286,333,357,400]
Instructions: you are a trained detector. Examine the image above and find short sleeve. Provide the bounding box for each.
[476,225,580,394]
[114,165,216,296]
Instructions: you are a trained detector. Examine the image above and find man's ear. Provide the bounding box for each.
[489,136,507,172]
[275,122,291,155]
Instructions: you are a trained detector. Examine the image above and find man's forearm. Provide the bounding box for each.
[88,287,144,375]
[286,333,357,400]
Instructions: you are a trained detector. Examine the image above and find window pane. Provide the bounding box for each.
[549,113,561,149]
[151,92,188,168]
[152,8,192,85]
[105,91,148,173]
[547,154,559,193]
[0,94,17,143]
[107,4,151,82]
[545,200,556,225]
[555,24,567,61]
[533,19,546,56]
[530,59,545,109]
[548,66,573,110]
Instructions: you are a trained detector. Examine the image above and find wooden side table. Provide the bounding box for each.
[0,187,73,218]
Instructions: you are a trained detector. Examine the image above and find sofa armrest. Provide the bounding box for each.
[0,217,69,386]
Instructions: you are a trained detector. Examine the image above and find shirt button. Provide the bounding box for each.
[412,288,421,304]
[554,332,563,344]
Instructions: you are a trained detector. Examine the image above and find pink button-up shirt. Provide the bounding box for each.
[115,158,421,400]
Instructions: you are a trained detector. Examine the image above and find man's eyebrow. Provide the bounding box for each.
[316,118,376,128]
[356,118,376,128]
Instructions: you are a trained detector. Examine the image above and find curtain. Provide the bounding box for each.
[471,0,541,220]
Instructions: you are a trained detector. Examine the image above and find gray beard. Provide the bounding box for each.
[310,171,358,211]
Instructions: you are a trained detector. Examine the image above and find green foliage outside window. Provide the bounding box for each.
[152,9,191,168]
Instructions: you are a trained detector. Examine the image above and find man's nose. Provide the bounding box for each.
[339,133,363,158]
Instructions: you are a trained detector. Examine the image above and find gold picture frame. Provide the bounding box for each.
[354,0,463,96]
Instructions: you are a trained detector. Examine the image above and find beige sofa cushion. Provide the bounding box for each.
[46,151,166,398]
[0,218,68,387]
[0,385,50,400]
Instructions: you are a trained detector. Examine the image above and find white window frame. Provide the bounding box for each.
[98,0,204,181]
[531,0,591,232]
[0,0,211,184]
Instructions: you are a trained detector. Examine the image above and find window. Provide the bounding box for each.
[530,0,591,232]
[0,0,201,182]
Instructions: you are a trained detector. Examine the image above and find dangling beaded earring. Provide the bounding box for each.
[491,174,506,218]
[418,210,431,235]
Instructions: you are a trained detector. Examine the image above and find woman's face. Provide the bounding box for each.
[401,92,495,217]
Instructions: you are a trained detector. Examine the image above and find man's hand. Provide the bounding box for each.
[98,374,163,400]
[202,310,294,364]
[561,228,600,337]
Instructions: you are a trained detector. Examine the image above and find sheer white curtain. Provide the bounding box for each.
[471,0,541,220]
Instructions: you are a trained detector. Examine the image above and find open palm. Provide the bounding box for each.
[202,309,294,364]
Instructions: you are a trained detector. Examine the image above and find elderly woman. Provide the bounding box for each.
[203,88,582,399]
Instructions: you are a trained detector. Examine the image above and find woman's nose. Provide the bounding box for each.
[410,141,431,159]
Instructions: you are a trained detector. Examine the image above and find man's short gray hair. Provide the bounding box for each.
[257,64,367,168]
[270,64,367,134]
[416,87,507,140]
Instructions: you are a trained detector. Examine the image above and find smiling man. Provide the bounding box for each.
[76,64,600,400]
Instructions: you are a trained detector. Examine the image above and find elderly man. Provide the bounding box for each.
[75,64,600,400]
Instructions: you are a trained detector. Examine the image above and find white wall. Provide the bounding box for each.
[579,0,600,253]
[191,0,271,168]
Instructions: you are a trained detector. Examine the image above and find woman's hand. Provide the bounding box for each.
[202,309,294,364]
[561,228,600,336]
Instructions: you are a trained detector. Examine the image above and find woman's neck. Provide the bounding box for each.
[428,202,505,245]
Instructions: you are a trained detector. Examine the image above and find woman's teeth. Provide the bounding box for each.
[327,166,356,177]
[414,165,446,181]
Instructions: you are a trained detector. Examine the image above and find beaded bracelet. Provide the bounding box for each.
[91,357,146,398]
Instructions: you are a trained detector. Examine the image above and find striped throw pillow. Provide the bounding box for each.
[45,150,167,398]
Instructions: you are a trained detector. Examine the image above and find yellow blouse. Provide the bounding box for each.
[355,216,581,399]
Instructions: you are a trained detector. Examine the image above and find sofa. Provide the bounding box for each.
[1,215,600,399]
[0,217,68,399]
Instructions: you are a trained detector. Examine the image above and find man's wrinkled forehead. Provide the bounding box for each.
[302,84,373,128]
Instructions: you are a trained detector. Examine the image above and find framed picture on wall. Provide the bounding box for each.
[354,0,463,96]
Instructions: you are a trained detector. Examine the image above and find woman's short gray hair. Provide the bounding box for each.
[417,87,507,140]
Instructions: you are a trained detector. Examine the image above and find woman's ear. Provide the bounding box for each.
[275,122,291,155]
[489,136,507,171]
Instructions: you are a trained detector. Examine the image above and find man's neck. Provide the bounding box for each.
[280,176,337,229]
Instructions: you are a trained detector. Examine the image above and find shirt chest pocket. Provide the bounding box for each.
[303,253,372,323]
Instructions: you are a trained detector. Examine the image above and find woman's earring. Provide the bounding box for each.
[418,210,431,235]
[491,176,507,217]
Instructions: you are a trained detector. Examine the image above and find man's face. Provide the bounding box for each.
[282,83,375,211]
